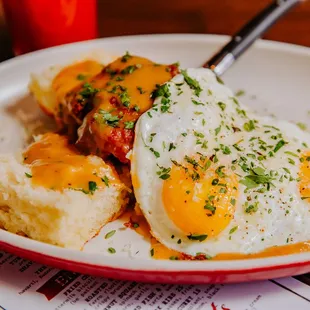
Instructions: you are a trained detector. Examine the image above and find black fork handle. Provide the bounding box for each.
[203,0,300,76]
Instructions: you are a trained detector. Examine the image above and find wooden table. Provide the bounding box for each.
[1,0,310,61]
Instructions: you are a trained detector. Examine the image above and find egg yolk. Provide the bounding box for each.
[299,152,310,201]
[162,159,238,238]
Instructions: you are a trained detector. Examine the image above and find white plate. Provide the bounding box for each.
[1,34,310,284]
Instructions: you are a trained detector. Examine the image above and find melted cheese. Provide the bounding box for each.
[24,133,113,192]
[52,60,103,103]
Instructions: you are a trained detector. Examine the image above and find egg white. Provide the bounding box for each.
[131,68,310,257]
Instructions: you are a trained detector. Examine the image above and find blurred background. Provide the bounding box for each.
[0,0,310,62]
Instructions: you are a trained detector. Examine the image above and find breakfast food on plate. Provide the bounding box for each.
[30,52,178,163]
[2,50,310,259]
[0,133,129,249]
[131,68,310,259]
[29,51,116,127]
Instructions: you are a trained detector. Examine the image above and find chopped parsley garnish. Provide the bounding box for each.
[236,108,247,117]
[220,144,231,155]
[235,90,245,97]
[137,86,146,94]
[121,51,132,62]
[184,155,199,168]
[102,176,109,187]
[150,248,154,256]
[230,198,236,206]
[297,122,307,131]
[76,74,86,80]
[187,234,208,242]
[133,223,139,228]
[121,64,139,74]
[151,83,171,99]
[95,109,121,127]
[119,90,131,107]
[229,226,238,234]
[79,83,99,99]
[204,204,216,215]
[157,165,171,180]
[25,172,32,178]
[105,230,116,239]
[115,76,124,81]
[212,178,219,185]
[124,121,135,129]
[239,167,274,190]
[168,143,176,151]
[149,148,160,158]
[192,99,204,105]
[233,143,243,151]
[216,76,224,85]
[215,125,221,135]
[215,166,226,177]
[169,256,179,260]
[243,120,255,132]
[181,70,202,96]
[194,131,205,138]
[105,68,117,76]
[108,247,116,254]
[273,140,286,153]
[217,102,226,111]
[245,202,259,214]
[149,133,156,142]
[88,181,98,194]
[288,158,295,165]
[285,151,298,157]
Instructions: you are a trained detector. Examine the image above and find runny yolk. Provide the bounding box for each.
[299,152,310,201]
[23,133,113,192]
[162,162,238,238]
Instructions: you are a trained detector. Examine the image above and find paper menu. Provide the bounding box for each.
[0,250,310,310]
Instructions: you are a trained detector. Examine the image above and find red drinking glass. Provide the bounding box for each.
[2,0,98,55]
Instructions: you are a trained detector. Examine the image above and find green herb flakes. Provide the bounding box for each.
[108,247,116,254]
[88,181,98,194]
[105,230,116,239]
[124,121,135,129]
[229,226,238,234]
[217,102,226,111]
[187,234,208,242]
[76,74,86,80]
[235,89,245,97]
[274,140,286,153]
[181,70,202,97]
[102,176,109,187]
[297,122,307,131]
[121,51,132,62]
[243,120,255,132]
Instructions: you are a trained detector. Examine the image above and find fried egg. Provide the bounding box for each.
[131,68,310,258]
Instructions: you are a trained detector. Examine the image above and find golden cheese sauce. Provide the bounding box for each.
[91,55,173,114]
[88,55,173,143]
[73,54,177,163]
[24,133,113,192]
[124,207,310,260]
[52,60,103,103]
